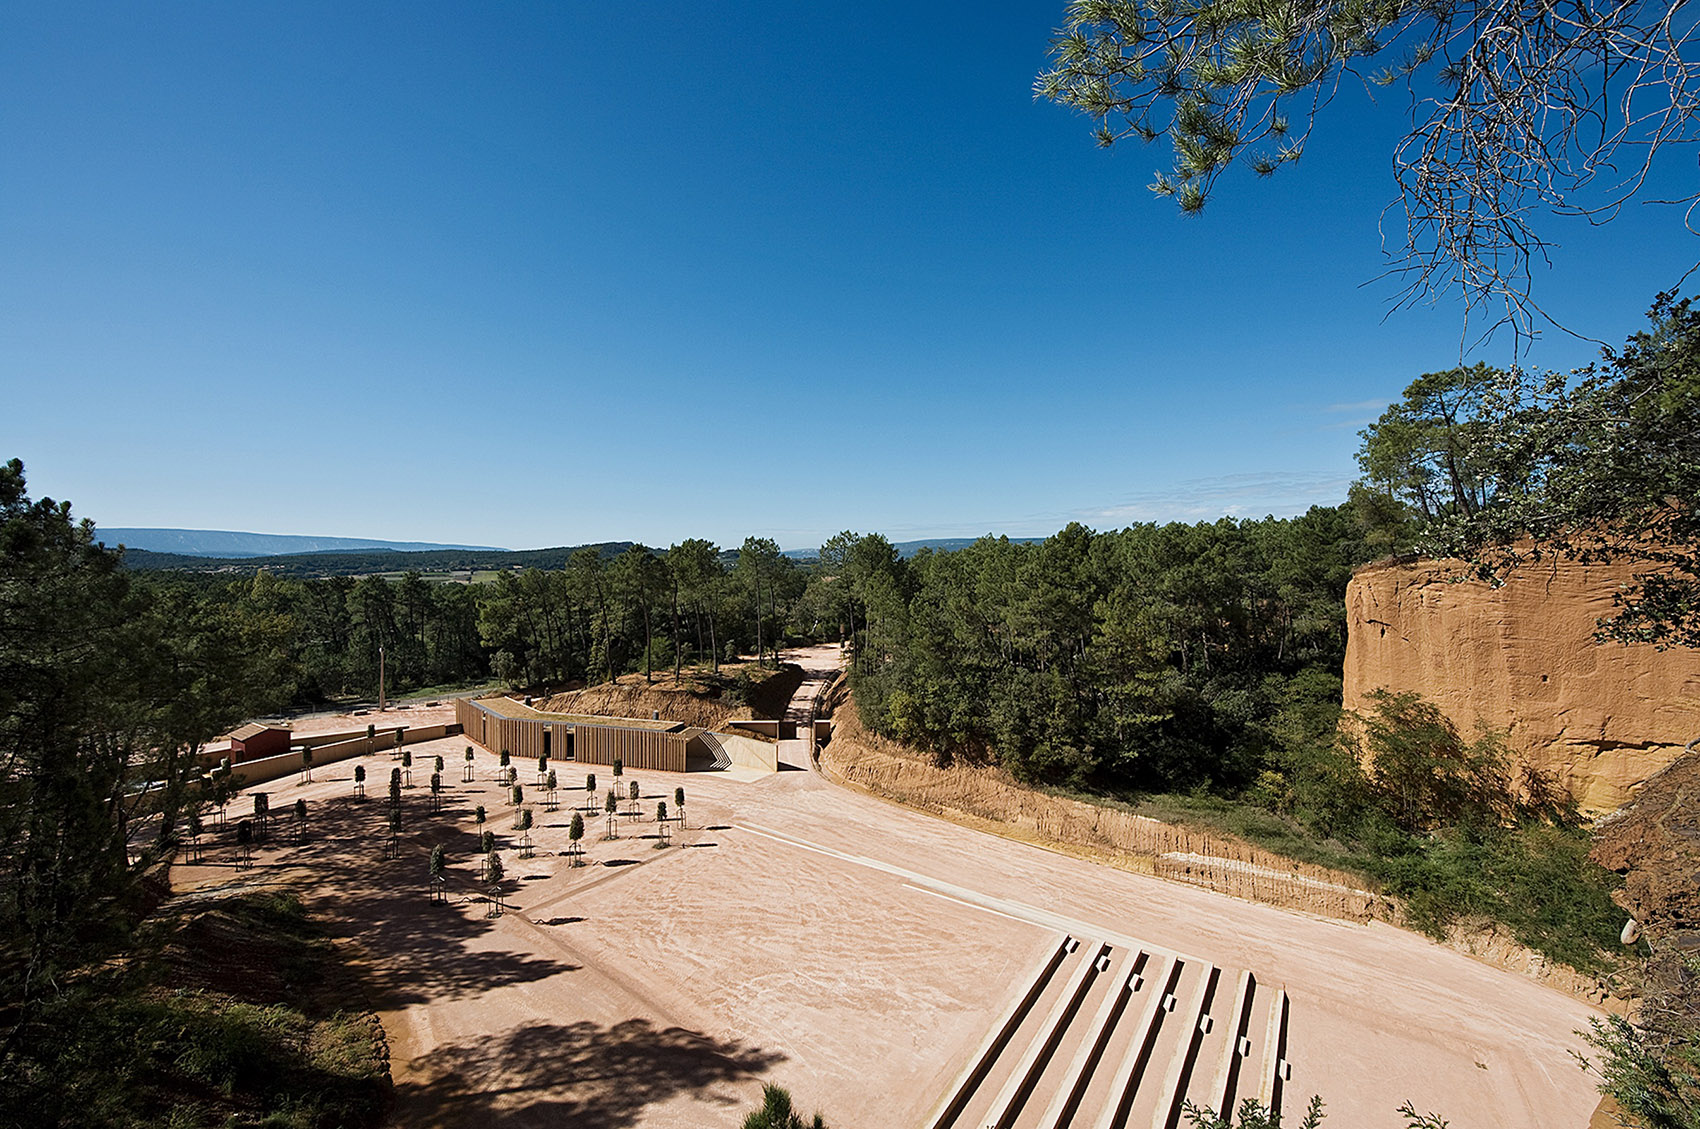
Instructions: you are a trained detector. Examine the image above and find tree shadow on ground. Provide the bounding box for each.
[212,795,580,1009]
[397,1018,783,1129]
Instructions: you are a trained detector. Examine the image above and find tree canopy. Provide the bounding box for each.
[1357,292,1700,646]
[1037,0,1700,336]
[0,460,282,1027]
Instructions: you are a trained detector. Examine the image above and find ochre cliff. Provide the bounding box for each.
[1343,556,1700,812]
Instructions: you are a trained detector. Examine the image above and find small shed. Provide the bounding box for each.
[229,723,291,763]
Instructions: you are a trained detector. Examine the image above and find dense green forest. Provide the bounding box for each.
[128,537,815,708]
[839,510,1372,792]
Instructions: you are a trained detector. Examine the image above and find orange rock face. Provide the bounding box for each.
[1343,556,1700,812]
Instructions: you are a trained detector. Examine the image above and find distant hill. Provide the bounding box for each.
[121,543,633,579]
[98,528,507,558]
[783,536,1044,561]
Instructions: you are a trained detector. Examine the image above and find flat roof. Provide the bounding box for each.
[230,722,289,741]
[468,696,685,731]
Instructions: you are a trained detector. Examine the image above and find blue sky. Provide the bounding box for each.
[3,2,1693,551]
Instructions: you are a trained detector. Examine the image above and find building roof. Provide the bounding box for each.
[229,722,289,742]
[470,696,683,730]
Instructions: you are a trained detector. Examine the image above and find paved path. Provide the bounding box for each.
[775,644,842,771]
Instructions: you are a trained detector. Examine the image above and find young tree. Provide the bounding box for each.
[675,786,687,828]
[474,804,487,838]
[516,809,534,858]
[480,829,495,855]
[235,819,253,869]
[545,769,559,811]
[299,745,314,785]
[353,763,367,800]
[568,811,585,865]
[388,768,402,810]
[463,745,475,782]
[211,758,233,824]
[485,851,505,917]
[184,806,203,862]
[499,749,511,775]
[537,754,549,785]
[252,792,270,841]
[628,779,641,817]
[429,843,447,903]
[656,801,670,847]
[292,798,308,844]
[386,807,402,859]
[585,772,597,811]
[430,771,444,812]
[604,789,619,839]
[434,754,445,777]
[401,749,413,787]
[510,782,524,808]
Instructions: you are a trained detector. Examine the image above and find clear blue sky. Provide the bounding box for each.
[3,2,1692,551]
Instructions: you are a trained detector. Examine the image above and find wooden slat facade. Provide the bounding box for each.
[456,699,688,773]
[572,723,687,773]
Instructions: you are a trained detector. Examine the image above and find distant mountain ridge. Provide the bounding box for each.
[99,528,507,558]
[119,543,634,578]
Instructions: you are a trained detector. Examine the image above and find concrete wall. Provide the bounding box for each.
[728,719,797,740]
[715,732,779,773]
[217,723,460,788]
[297,727,396,749]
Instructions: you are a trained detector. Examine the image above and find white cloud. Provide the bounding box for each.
[1076,470,1356,527]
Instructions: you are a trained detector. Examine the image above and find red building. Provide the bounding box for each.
[228,723,291,763]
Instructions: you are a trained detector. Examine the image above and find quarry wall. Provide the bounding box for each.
[1342,555,1700,812]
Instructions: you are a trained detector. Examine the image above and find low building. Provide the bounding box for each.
[228,723,291,763]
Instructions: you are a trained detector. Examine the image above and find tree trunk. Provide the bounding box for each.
[671,577,682,682]
[642,599,653,684]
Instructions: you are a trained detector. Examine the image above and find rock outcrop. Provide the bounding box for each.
[1343,556,1700,812]
[1592,748,1700,937]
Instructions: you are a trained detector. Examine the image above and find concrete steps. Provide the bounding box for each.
[932,934,1295,1129]
[925,936,1076,1129]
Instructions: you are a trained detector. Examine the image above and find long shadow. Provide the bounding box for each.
[212,786,579,1008]
[397,1018,784,1129]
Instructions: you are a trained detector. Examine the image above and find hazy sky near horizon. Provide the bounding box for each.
[3,2,1693,551]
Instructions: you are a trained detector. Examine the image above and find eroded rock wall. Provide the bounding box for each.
[1343,556,1700,812]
